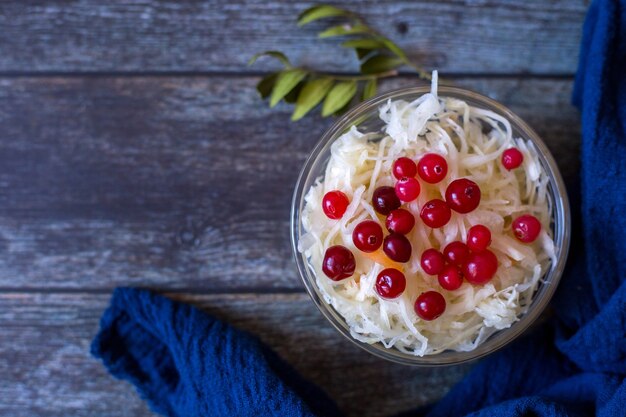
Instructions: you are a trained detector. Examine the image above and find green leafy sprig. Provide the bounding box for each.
[249,4,430,121]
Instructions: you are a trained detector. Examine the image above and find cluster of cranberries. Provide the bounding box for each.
[319,147,541,322]
[421,225,497,290]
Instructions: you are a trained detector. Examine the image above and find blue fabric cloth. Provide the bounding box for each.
[91,288,340,417]
[92,1,626,416]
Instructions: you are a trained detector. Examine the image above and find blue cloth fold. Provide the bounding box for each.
[92,1,626,415]
[91,288,340,417]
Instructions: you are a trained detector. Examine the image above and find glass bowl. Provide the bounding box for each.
[290,86,571,366]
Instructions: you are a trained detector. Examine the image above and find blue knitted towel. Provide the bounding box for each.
[92,1,626,415]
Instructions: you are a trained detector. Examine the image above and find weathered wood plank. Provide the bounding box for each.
[0,292,471,417]
[0,1,585,74]
[0,76,580,290]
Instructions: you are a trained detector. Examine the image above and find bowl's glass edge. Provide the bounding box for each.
[290,86,572,366]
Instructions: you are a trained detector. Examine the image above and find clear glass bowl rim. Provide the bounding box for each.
[290,85,571,366]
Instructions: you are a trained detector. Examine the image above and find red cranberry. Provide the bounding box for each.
[372,186,401,215]
[420,249,446,275]
[322,190,349,219]
[386,209,415,234]
[502,148,524,170]
[438,265,463,291]
[383,233,412,263]
[512,214,542,243]
[375,268,406,299]
[463,250,498,285]
[467,225,492,252]
[395,177,421,202]
[352,220,383,253]
[443,241,470,266]
[445,178,481,214]
[417,153,448,184]
[420,199,451,228]
[322,245,356,281]
[393,157,417,180]
[414,291,446,321]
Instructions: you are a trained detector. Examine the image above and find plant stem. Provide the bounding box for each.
[403,61,432,81]
[325,70,398,81]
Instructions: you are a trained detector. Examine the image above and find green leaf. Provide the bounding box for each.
[284,81,305,103]
[291,78,334,121]
[355,48,375,60]
[362,78,377,100]
[248,51,291,67]
[256,72,279,99]
[322,81,357,116]
[360,55,404,74]
[333,101,352,117]
[297,5,349,26]
[269,69,308,107]
[379,38,408,61]
[318,24,370,38]
[341,38,385,49]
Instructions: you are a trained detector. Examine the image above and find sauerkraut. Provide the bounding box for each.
[298,72,555,356]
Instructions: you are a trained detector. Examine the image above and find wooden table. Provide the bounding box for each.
[0,1,585,416]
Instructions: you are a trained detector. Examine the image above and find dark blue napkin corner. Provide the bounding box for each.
[91,287,341,417]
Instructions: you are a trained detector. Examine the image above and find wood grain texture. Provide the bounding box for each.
[0,292,471,417]
[0,76,580,291]
[0,0,585,74]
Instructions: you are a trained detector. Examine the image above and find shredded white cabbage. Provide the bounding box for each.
[299,72,555,356]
